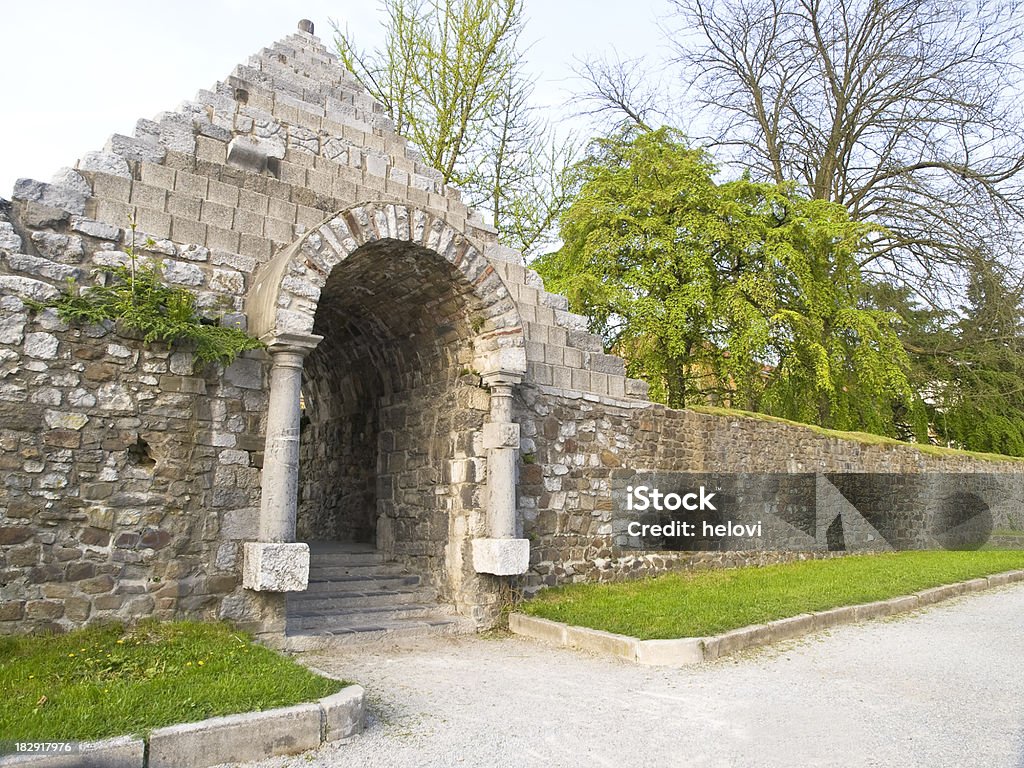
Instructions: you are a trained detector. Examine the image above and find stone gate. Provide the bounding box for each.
[1,21,1022,643]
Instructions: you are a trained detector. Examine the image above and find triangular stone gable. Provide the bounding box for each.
[3,21,648,405]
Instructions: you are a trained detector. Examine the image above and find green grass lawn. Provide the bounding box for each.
[0,620,346,742]
[520,550,1024,640]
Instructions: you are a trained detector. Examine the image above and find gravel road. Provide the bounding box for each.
[220,584,1024,768]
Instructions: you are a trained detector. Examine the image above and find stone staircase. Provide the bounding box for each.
[284,541,474,651]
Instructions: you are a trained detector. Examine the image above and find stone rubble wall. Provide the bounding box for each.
[515,387,1024,592]
[0,28,505,635]
[2,22,1020,637]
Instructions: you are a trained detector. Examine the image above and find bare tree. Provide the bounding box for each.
[473,65,580,258]
[334,0,577,258]
[570,53,664,132]
[665,0,1024,301]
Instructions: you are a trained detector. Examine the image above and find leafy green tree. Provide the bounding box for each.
[535,127,920,435]
[335,0,576,258]
[869,262,1024,455]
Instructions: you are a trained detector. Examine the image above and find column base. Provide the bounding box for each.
[243,542,310,592]
[472,538,530,575]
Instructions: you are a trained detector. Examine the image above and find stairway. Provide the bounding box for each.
[284,541,475,650]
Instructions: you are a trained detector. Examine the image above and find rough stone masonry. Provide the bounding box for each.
[0,22,1021,640]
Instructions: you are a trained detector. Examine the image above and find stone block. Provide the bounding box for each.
[207,180,240,208]
[0,736,144,767]
[570,368,591,391]
[206,226,241,253]
[129,182,167,210]
[319,684,366,741]
[134,207,172,240]
[225,357,263,389]
[625,378,650,398]
[0,277,59,303]
[766,613,816,641]
[588,352,626,376]
[961,577,990,593]
[481,422,520,449]
[24,332,59,360]
[242,542,309,591]
[635,638,705,666]
[703,624,771,660]
[472,538,529,575]
[476,347,527,378]
[50,167,91,196]
[268,197,297,222]
[195,135,228,165]
[105,134,166,165]
[147,702,321,768]
[79,151,131,178]
[166,192,202,221]
[915,583,965,606]
[810,604,858,629]
[565,625,639,661]
[508,613,568,645]
[233,209,265,237]
[171,217,208,246]
[885,595,921,614]
[201,201,235,230]
[140,161,176,190]
[94,200,135,227]
[12,179,87,215]
[86,173,129,205]
[853,598,912,621]
[174,171,209,198]
[987,571,1018,588]
[70,217,121,241]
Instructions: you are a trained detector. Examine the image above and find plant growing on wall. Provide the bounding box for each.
[32,231,263,365]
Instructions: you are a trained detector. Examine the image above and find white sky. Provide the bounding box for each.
[0,0,674,197]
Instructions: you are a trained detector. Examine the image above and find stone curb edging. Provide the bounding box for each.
[0,685,366,768]
[509,569,1024,667]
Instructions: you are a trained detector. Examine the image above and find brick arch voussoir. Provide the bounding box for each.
[260,202,526,375]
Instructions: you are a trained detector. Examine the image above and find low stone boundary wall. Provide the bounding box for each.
[0,685,365,768]
[509,570,1024,666]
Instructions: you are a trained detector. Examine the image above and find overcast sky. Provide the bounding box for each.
[0,0,674,197]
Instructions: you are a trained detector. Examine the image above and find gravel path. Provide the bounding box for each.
[222,584,1024,768]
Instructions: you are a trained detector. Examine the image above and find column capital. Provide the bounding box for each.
[261,331,323,357]
[482,370,522,388]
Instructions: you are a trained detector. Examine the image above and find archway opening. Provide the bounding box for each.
[296,237,489,592]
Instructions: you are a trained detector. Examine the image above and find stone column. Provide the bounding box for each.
[472,370,530,575]
[243,332,322,592]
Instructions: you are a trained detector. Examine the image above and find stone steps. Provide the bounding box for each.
[289,586,438,611]
[288,602,452,629]
[284,613,475,651]
[286,540,473,646]
[302,573,423,591]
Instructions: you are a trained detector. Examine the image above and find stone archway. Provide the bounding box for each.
[243,202,529,621]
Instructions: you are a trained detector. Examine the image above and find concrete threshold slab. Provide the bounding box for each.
[508,568,1024,668]
[0,686,366,768]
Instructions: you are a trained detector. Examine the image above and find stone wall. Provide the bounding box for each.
[0,261,271,633]
[514,387,1024,592]
[2,22,1022,638]
[0,27,523,636]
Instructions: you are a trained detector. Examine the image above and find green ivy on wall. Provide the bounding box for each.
[31,230,263,365]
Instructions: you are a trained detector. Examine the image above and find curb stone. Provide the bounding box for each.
[0,686,365,768]
[0,737,143,768]
[509,568,1024,667]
